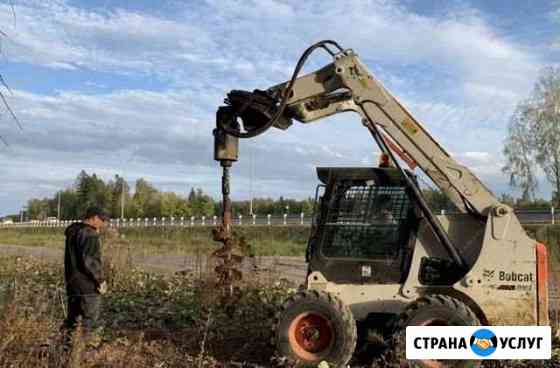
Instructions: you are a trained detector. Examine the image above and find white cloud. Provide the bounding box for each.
[0,0,553,214]
[463,82,520,107]
[462,151,491,161]
[0,87,369,214]
[456,151,501,177]
[0,1,542,92]
[0,1,215,75]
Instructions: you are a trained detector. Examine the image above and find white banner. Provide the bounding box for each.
[406,326,551,360]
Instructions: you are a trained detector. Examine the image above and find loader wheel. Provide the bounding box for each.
[272,290,357,367]
[388,294,481,368]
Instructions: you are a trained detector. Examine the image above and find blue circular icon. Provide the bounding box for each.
[470,329,497,357]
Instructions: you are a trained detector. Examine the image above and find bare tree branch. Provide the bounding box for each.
[0,2,18,147]
[0,74,12,94]
[0,91,21,130]
[9,0,16,29]
[0,134,9,147]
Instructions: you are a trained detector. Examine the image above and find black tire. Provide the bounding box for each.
[271,290,357,367]
[387,294,481,368]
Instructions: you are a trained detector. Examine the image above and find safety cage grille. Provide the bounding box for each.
[321,183,412,259]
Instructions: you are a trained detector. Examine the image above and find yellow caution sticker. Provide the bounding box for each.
[359,78,369,89]
[402,117,418,135]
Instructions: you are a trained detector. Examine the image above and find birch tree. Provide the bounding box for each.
[503,67,560,204]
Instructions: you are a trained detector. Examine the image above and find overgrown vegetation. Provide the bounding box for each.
[1,255,559,367]
[525,224,560,266]
[1,228,560,367]
[0,252,293,368]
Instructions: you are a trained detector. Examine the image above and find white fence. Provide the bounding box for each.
[0,213,311,228]
[1,208,559,229]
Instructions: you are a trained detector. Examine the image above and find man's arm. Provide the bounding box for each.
[78,232,104,288]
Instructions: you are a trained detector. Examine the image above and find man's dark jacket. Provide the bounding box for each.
[64,222,104,295]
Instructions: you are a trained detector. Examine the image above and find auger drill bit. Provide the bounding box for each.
[213,162,239,297]
[221,164,232,234]
[212,112,243,299]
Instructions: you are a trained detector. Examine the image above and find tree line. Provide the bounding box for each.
[15,170,555,223]
[20,170,316,221]
[422,189,555,212]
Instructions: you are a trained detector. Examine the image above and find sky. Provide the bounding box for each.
[0,0,558,216]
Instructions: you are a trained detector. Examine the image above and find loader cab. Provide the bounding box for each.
[306,167,419,285]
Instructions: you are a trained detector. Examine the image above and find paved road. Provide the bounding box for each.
[0,244,308,285]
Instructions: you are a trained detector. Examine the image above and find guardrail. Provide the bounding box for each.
[513,209,558,225]
[1,208,559,228]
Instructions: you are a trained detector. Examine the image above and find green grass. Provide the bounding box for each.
[4,223,560,260]
[525,224,560,265]
[0,225,310,257]
[0,227,64,248]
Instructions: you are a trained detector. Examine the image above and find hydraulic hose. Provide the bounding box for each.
[218,40,344,139]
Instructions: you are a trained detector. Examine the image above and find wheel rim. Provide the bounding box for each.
[420,318,448,327]
[417,319,454,368]
[288,312,334,361]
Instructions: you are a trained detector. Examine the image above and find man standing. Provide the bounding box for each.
[62,206,109,338]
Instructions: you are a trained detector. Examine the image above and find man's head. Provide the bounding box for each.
[83,206,110,230]
[376,194,392,210]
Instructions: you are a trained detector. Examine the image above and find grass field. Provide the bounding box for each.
[0,225,311,257]
[1,223,559,261]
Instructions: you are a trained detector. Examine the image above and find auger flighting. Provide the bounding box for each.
[211,108,243,298]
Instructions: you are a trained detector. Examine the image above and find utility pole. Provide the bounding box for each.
[57,191,61,220]
[249,142,254,216]
[249,197,253,216]
[121,178,125,219]
[20,206,27,222]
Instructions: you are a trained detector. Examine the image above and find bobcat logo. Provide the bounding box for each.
[483,269,495,281]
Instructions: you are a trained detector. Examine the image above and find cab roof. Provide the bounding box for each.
[316,167,414,186]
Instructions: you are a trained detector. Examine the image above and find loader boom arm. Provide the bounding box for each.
[215,42,516,268]
[266,48,501,216]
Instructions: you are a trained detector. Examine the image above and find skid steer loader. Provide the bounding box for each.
[212,40,549,367]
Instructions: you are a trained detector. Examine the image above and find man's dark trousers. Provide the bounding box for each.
[64,290,101,331]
